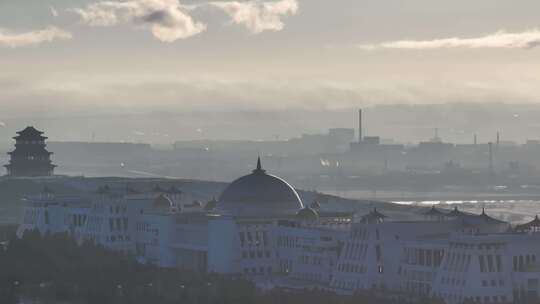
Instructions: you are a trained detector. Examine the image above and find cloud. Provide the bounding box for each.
[70,0,206,42]
[50,6,59,17]
[210,0,298,33]
[0,26,72,48]
[358,30,540,50]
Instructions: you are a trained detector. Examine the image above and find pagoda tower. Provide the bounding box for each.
[4,126,56,177]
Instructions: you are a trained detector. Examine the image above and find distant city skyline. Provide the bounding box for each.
[0,103,540,147]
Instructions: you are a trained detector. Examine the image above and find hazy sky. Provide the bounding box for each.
[2,0,540,117]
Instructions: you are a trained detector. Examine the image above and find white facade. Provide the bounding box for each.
[17,171,540,304]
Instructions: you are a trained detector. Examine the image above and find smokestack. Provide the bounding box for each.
[474,134,477,145]
[358,109,363,143]
[496,132,500,146]
[488,142,494,173]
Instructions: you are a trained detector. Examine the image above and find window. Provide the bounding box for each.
[479,255,486,272]
[496,255,502,272]
[487,255,494,272]
[239,232,245,246]
[376,245,382,262]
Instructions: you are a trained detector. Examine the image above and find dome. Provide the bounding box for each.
[205,197,218,211]
[296,207,319,221]
[167,186,182,195]
[152,185,165,193]
[310,200,321,210]
[153,194,173,213]
[217,158,303,217]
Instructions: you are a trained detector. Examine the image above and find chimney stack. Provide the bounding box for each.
[496,131,500,146]
[488,142,494,173]
[358,109,363,143]
[474,134,477,145]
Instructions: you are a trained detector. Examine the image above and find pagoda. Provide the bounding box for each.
[4,126,56,177]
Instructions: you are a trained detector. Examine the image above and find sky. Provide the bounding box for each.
[1,0,540,142]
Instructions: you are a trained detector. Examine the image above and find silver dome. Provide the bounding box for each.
[217,158,303,217]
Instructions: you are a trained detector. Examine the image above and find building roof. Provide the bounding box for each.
[126,186,140,194]
[167,185,182,194]
[516,215,540,231]
[423,206,446,216]
[153,194,173,212]
[477,208,506,224]
[13,126,46,140]
[447,206,466,217]
[191,200,202,207]
[204,197,218,211]
[152,185,165,193]
[217,157,303,217]
[296,207,319,221]
[318,211,355,218]
[96,185,111,194]
[361,208,387,223]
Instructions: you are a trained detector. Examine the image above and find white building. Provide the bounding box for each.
[17,159,540,304]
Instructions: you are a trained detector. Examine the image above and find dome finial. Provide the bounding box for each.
[253,156,266,173]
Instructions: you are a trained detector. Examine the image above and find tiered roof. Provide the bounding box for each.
[5,126,56,177]
[477,208,506,224]
[361,208,387,223]
[423,206,446,216]
[515,215,540,231]
[447,206,466,217]
[13,126,47,140]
